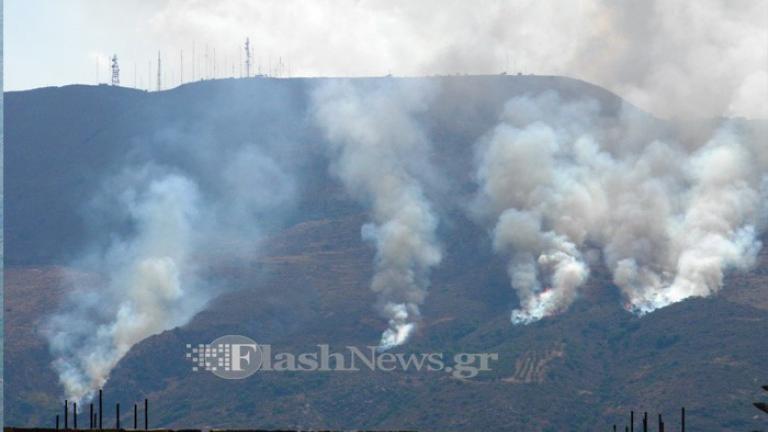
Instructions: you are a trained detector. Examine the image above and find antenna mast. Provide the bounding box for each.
[111,54,120,86]
[157,51,162,91]
[245,38,252,78]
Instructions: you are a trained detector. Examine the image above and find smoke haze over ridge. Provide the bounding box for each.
[7,0,767,120]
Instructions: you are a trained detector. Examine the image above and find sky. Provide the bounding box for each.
[3,0,768,119]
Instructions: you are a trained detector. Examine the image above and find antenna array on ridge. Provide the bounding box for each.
[111,55,120,86]
[245,38,252,78]
[106,39,295,92]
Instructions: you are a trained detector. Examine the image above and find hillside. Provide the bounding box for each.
[3,75,650,266]
[4,76,768,431]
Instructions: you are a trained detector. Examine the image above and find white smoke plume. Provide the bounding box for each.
[474,92,767,322]
[616,128,766,312]
[45,172,205,401]
[43,124,300,400]
[311,80,442,350]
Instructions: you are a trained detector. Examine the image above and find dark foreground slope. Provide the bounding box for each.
[5,76,768,431]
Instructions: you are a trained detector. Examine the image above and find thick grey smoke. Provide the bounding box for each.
[45,136,297,400]
[45,171,205,401]
[311,80,442,350]
[474,92,767,322]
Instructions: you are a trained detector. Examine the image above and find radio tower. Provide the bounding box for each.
[111,55,120,86]
[180,49,183,85]
[245,38,252,78]
[157,51,162,91]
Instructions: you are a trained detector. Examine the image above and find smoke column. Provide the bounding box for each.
[45,172,206,401]
[474,92,767,322]
[616,127,766,312]
[41,86,298,402]
[311,80,442,349]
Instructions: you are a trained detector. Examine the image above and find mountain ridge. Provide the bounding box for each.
[4,75,767,431]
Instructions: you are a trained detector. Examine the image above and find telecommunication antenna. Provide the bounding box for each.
[111,54,120,86]
[180,49,183,84]
[157,51,162,91]
[245,38,252,78]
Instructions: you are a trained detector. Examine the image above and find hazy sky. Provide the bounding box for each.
[4,0,767,119]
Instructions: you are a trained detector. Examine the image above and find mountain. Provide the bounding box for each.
[4,76,767,431]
